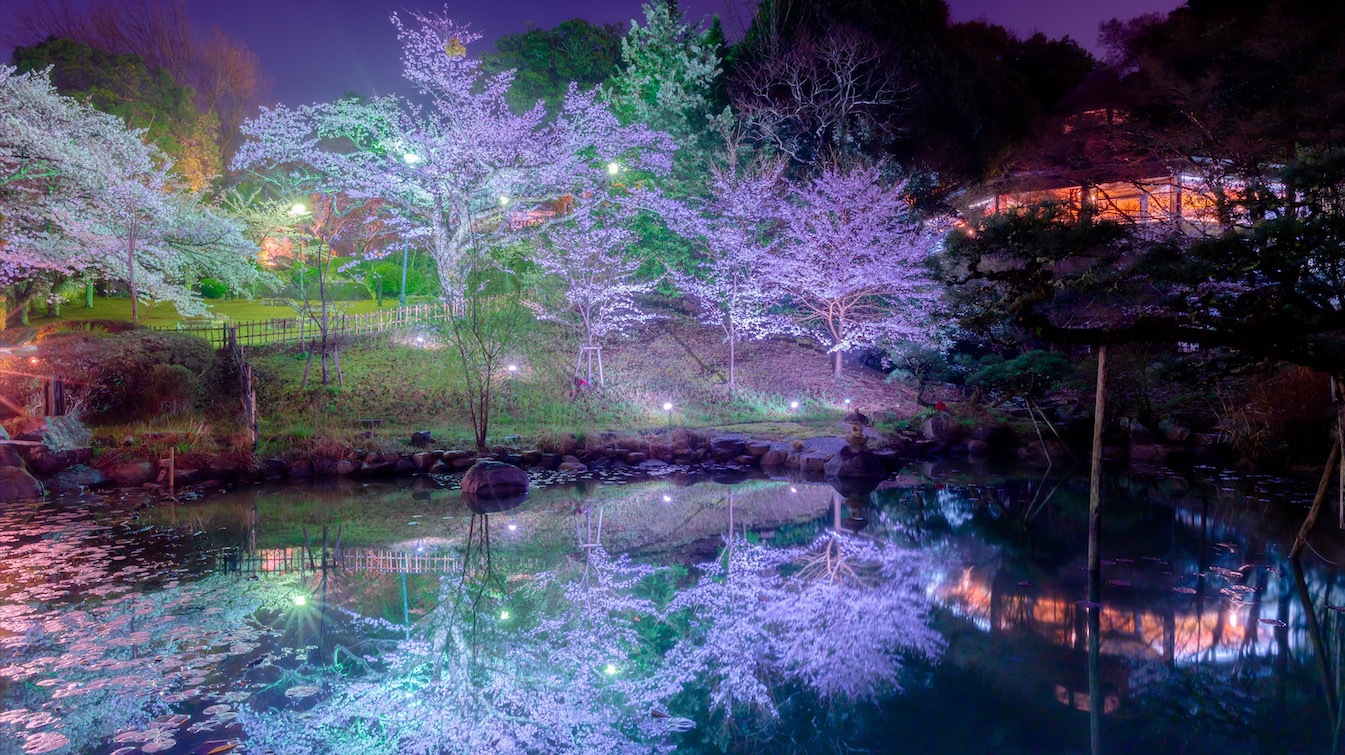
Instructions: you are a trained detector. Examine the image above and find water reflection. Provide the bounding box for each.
[0,467,1340,753]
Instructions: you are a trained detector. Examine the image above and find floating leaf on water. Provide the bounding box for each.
[1258,618,1287,628]
[1173,587,1198,594]
[114,730,156,743]
[141,737,176,753]
[22,731,70,754]
[203,705,231,716]
[23,712,57,730]
[110,748,138,755]
[152,714,189,729]
[33,679,62,688]
[285,685,320,699]
[204,742,239,755]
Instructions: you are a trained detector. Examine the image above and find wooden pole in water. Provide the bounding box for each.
[167,447,175,499]
[1088,344,1108,575]
[1087,571,1103,755]
[1291,436,1341,559]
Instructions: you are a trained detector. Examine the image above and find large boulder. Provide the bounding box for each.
[25,446,93,477]
[112,461,158,486]
[0,465,45,502]
[823,446,888,478]
[460,460,529,498]
[709,434,747,461]
[45,464,112,495]
[6,415,93,451]
[0,444,24,468]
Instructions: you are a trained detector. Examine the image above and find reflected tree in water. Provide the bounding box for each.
[653,533,945,719]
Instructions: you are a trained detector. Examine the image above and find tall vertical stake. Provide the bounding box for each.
[1088,344,1108,575]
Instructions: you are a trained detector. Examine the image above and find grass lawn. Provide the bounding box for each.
[30,296,433,329]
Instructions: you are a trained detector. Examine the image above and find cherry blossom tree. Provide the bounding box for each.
[532,213,657,385]
[234,8,674,299]
[1,65,255,325]
[771,163,946,378]
[663,159,787,393]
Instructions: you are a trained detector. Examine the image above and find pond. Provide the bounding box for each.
[0,462,1340,754]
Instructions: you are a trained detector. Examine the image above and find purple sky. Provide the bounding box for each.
[2,0,1185,106]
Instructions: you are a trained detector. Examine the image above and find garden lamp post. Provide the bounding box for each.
[400,241,409,307]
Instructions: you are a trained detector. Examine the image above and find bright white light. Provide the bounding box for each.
[662,495,671,503]
[604,664,618,675]
[288,203,307,217]
[403,152,421,164]
[500,610,511,620]
[29,357,38,364]
[844,399,852,405]
[499,196,510,206]
[507,364,517,372]
[790,401,799,409]
[607,161,620,175]
[292,594,307,606]
[416,336,425,343]
[790,487,797,493]
[507,523,517,531]
[662,402,673,411]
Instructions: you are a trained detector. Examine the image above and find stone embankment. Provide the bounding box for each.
[1,411,1243,503]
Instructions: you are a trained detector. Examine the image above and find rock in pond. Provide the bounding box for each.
[460,460,529,498]
[45,464,112,494]
[0,465,44,502]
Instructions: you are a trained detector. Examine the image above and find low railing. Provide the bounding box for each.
[153,301,463,348]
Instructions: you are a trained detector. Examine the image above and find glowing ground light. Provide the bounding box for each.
[499,196,510,206]
[790,487,798,493]
[508,364,518,372]
[500,610,510,620]
[662,402,673,411]
[403,152,421,164]
[844,399,852,406]
[508,523,517,531]
[662,495,671,503]
[607,161,620,175]
[604,664,618,675]
[289,203,307,216]
[790,401,800,410]
[292,594,307,606]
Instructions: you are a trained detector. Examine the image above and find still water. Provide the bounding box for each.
[0,462,1340,754]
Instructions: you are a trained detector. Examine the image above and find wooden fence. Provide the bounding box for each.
[153,301,463,348]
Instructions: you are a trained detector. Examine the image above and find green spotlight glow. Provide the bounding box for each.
[292,594,307,606]
[604,664,618,675]
[500,610,510,620]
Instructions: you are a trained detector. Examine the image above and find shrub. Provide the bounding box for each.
[20,329,219,422]
[198,277,229,299]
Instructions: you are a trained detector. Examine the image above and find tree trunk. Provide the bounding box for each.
[728,336,736,395]
[833,350,842,379]
[1088,344,1108,575]
[128,217,139,325]
[84,281,94,309]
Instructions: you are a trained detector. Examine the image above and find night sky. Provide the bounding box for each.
[1,0,1185,106]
